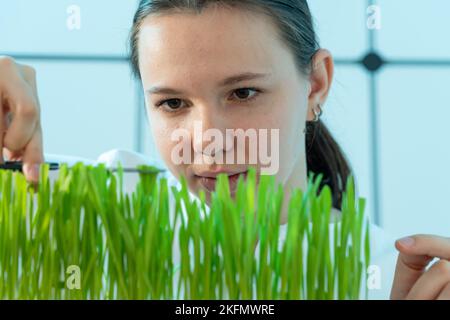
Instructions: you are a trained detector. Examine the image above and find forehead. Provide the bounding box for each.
[137,6,291,81]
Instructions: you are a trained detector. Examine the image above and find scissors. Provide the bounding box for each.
[0,161,166,175]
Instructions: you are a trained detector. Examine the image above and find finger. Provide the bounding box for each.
[390,234,450,299]
[1,63,40,152]
[0,92,13,163]
[2,104,16,162]
[3,148,22,161]
[3,84,38,151]
[395,234,450,261]
[20,64,39,94]
[390,253,432,299]
[437,282,450,300]
[22,124,44,183]
[406,259,450,299]
[0,101,4,163]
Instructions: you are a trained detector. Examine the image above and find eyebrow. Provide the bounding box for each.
[146,72,271,95]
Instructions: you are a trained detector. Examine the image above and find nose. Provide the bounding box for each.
[191,105,234,158]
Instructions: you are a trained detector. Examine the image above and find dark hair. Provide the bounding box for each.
[129,0,352,210]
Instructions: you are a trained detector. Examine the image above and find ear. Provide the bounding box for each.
[307,49,334,121]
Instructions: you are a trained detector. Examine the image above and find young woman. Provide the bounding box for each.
[0,0,449,300]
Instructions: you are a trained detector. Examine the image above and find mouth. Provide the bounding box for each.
[195,170,249,193]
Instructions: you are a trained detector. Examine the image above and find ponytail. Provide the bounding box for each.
[305,120,352,210]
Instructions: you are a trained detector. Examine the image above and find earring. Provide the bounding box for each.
[304,104,323,134]
[313,103,323,122]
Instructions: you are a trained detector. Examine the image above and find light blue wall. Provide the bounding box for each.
[1,0,449,238]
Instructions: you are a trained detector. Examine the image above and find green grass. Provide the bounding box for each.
[0,163,370,299]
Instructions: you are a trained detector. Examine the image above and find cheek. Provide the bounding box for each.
[150,118,191,180]
[150,121,176,163]
[267,92,307,177]
[262,92,306,148]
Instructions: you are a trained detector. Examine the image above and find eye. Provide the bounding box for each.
[230,88,260,102]
[155,99,187,112]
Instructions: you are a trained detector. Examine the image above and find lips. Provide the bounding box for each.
[196,170,248,193]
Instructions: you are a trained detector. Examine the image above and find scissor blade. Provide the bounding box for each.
[109,167,166,174]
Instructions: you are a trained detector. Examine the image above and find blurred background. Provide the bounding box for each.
[0,0,449,239]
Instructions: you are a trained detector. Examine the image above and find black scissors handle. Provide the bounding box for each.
[0,161,59,172]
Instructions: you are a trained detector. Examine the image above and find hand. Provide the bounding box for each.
[0,56,44,183]
[390,234,450,300]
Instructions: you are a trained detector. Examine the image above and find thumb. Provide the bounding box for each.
[22,126,44,183]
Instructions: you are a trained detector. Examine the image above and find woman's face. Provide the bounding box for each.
[137,5,330,203]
